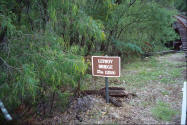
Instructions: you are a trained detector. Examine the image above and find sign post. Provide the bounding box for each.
[105,77,109,103]
[92,56,121,103]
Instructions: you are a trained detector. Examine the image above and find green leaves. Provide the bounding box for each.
[0,13,16,37]
[0,0,182,116]
[113,40,143,55]
[17,64,39,102]
[103,0,178,55]
[0,32,87,110]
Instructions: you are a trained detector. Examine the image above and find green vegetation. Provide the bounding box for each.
[0,0,185,121]
[120,55,185,88]
[175,0,187,12]
[151,101,177,121]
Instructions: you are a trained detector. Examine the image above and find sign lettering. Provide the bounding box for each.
[92,56,121,77]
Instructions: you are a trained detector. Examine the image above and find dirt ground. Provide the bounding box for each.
[42,53,186,125]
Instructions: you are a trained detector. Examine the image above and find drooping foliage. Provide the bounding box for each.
[0,0,181,120]
[174,0,187,13]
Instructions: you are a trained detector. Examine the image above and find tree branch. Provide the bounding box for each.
[129,0,137,7]
[0,56,22,71]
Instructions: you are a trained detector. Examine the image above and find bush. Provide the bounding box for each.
[0,32,87,111]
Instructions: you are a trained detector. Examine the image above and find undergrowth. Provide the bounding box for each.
[151,101,177,121]
[120,55,185,88]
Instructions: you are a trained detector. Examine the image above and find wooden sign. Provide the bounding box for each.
[92,56,121,77]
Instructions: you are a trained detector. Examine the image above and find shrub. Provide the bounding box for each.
[0,32,87,111]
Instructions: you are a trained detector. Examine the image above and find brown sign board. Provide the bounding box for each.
[92,56,121,77]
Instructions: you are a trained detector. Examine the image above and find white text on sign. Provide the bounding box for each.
[92,56,121,77]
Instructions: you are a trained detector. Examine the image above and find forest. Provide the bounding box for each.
[0,0,186,124]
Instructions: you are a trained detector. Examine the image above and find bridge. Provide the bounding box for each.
[173,15,187,52]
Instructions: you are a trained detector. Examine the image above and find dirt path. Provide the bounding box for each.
[43,53,186,124]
